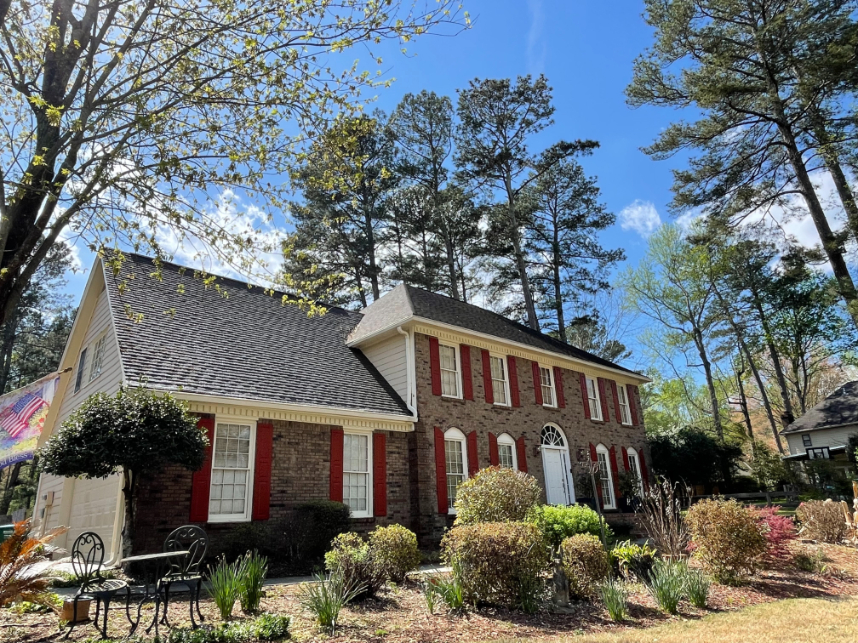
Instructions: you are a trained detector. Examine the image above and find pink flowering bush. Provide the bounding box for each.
[750,506,796,565]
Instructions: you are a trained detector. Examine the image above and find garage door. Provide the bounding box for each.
[67,474,121,553]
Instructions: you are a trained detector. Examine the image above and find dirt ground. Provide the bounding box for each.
[3,541,858,643]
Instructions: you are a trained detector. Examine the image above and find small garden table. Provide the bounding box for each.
[122,549,189,637]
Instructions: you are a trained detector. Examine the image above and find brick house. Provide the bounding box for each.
[34,254,649,559]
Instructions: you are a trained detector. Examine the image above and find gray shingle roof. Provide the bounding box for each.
[350,284,642,377]
[104,254,411,417]
[782,381,858,434]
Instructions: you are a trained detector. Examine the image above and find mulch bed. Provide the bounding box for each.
[3,541,858,643]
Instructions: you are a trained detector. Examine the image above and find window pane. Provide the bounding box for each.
[498,444,514,469]
[343,434,370,514]
[439,345,456,370]
[441,369,459,397]
[445,439,465,510]
[210,423,252,516]
[597,452,613,507]
[490,357,504,380]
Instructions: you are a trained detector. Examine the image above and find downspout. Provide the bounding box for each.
[397,326,417,416]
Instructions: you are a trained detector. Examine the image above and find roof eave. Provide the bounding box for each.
[781,420,858,436]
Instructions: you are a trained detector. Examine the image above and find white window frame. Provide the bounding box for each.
[539,365,556,408]
[496,433,518,470]
[595,443,615,510]
[342,429,373,518]
[489,354,510,407]
[617,384,633,425]
[626,447,645,495]
[208,418,257,523]
[73,347,88,394]
[88,332,108,383]
[586,376,603,421]
[444,428,468,515]
[439,343,462,399]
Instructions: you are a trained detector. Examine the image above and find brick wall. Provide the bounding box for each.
[133,418,413,554]
[411,332,648,546]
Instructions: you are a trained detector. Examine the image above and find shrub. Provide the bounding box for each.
[276,501,351,572]
[324,532,385,598]
[0,520,67,609]
[441,521,549,609]
[750,506,796,564]
[208,557,242,621]
[684,568,709,609]
[796,500,847,543]
[429,560,467,611]
[168,614,290,643]
[793,548,827,573]
[558,534,609,600]
[685,498,766,582]
[637,478,689,560]
[298,568,363,635]
[611,540,657,582]
[453,467,542,525]
[237,550,268,613]
[219,523,277,562]
[368,524,421,582]
[647,559,686,615]
[530,504,612,548]
[597,578,628,621]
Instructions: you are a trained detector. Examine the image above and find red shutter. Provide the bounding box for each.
[329,428,344,502]
[251,421,274,520]
[554,367,565,408]
[516,436,528,473]
[429,336,442,396]
[532,362,543,405]
[460,344,474,401]
[621,446,630,471]
[598,378,610,422]
[373,433,387,517]
[629,384,640,426]
[482,350,494,404]
[589,442,598,462]
[640,450,650,487]
[611,381,622,424]
[579,373,591,419]
[609,445,621,503]
[434,427,448,514]
[189,417,215,522]
[508,356,520,407]
[467,431,479,476]
[488,432,499,466]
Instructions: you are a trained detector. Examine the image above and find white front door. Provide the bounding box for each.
[543,448,572,505]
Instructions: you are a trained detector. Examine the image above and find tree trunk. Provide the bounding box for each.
[504,176,539,331]
[735,361,755,441]
[363,209,380,301]
[552,218,566,342]
[121,469,136,561]
[694,329,723,441]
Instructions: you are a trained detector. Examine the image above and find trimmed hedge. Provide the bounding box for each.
[686,498,766,582]
[558,534,609,599]
[530,504,612,548]
[454,467,542,525]
[796,499,847,544]
[368,524,421,582]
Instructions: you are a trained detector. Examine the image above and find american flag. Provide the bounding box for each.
[0,392,45,438]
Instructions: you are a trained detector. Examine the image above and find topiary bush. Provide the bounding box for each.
[558,533,610,600]
[453,467,542,525]
[796,500,847,544]
[685,498,766,583]
[324,532,385,599]
[368,524,421,583]
[530,504,613,548]
[441,521,549,609]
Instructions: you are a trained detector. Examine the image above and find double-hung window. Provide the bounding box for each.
[595,444,615,509]
[444,428,468,513]
[343,432,372,518]
[626,447,644,495]
[802,434,812,448]
[586,376,603,420]
[74,348,88,393]
[490,355,509,406]
[89,334,107,383]
[439,344,461,398]
[617,384,632,425]
[540,366,556,407]
[497,433,517,470]
[210,421,256,522]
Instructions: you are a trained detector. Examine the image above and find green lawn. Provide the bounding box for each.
[491,596,858,643]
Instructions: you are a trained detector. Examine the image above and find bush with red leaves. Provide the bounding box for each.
[750,506,796,565]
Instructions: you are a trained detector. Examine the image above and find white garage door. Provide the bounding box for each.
[67,474,121,553]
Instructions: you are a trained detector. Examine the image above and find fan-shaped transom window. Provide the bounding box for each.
[541,424,566,447]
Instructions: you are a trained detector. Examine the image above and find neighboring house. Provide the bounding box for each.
[34,254,650,558]
[782,381,858,474]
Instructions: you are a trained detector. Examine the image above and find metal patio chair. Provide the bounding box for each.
[158,525,208,628]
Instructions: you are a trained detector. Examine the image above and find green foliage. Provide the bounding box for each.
[453,467,542,525]
[421,575,438,614]
[684,569,710,609]
[597,578,628,622]
[208,557,242,621]
[686,499,767,583]
[611,540,657,583]
[796,500,847,544]
[324,533,385,599]
[647,560,686,615]
[428,561,467,611]
[367,524,421,583]
[10,592,61,614]
[558,534,610,600]
[441,522,549,609]
[218,523,278,563]
[165,614,290,643]
[40,386,206,479]
[249,614,291,641]
[236,550,268,614]
[297,569,363,635]
[793,548,828,574]
[284,501,351,570]
[530,504,612,548]
[748,443,790,492]
[804,460,853,498]
[648,426,744,489]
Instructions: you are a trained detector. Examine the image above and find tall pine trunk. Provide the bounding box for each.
[504,175,539,331]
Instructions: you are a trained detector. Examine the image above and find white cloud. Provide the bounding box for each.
[619,200,662,237]
[526,0,546,76]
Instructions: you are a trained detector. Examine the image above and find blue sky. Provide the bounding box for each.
[63,1,681,303]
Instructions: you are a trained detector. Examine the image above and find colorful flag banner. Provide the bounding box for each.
[0,373,60,470]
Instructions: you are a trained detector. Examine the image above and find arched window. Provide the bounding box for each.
[444,428,468,513]
[541,424,566,447]
[496,433,517,470]
[626,447,644,495]
[595,444,616,510]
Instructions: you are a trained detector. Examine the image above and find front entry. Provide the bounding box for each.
[541,424,575,505]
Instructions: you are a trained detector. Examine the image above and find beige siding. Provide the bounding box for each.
[786,424,858,455]
[35,473,65,532]
[361,335,408,402]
